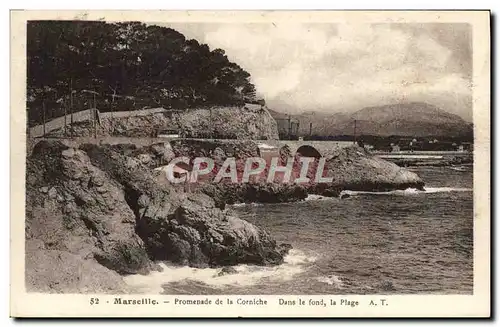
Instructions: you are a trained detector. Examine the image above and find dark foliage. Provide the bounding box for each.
[27,20,258,126]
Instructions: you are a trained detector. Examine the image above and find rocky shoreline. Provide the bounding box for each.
[25,139,424,293]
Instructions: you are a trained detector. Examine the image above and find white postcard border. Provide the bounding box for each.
[9,9,491,318]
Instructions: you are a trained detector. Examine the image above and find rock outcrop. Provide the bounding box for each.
[174,104,279,140]
[307,146,425,196]
[25,140,290,293]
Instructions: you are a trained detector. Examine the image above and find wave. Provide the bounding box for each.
[315,275,344,288]
[341,187,472,197]
[123,249,317,294]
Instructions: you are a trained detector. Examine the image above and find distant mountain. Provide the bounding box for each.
[269,102,473,138]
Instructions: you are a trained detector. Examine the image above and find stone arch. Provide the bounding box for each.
[296,145,322,158]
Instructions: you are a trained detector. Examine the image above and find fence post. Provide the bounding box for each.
[89,97,96,139]
[94,108,97,139]
[64,98,67,134]
[42,101,46,137]
[70,79,74,138]
[94,91,97,139]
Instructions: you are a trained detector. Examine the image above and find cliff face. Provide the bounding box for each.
[45,104,279,140]
[175,104,279,140]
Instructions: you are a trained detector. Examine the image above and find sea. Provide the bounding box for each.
[124,165,474,295]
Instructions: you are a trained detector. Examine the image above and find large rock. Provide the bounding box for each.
[320,146,425,192]
[287,146,424,197]
[135,192,290,267]
[27,141,155,278]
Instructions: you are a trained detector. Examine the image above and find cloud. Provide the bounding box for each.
[164,22,472,121]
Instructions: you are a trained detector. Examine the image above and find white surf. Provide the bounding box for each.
[123,249,317,294]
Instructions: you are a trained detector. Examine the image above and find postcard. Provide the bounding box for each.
[10,9,490,318]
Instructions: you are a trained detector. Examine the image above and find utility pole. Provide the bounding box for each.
[42,101,46,137]
[64,98,67,133]
[89,95,95,138]
[353,119,357,145]
[288,115,292,140]
[70,78,74,138]
[54,90,58,131]
[309,122,312,137]
[93,90,97,139]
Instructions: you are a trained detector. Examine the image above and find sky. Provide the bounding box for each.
[161,22,473,121]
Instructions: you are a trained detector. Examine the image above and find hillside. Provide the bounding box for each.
[27,21,260,127]
[270,102,472,138]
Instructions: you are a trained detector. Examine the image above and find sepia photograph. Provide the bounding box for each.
[10,10,491,318]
